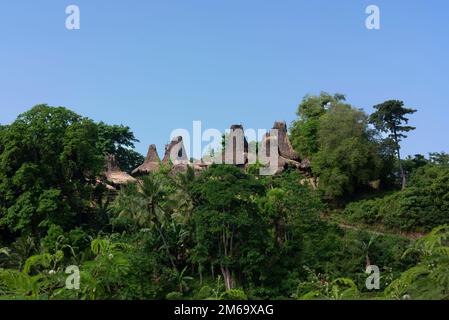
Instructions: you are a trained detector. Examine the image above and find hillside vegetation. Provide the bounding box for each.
[1,94,449,300]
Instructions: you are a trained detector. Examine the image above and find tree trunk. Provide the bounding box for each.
[275,218,282,245]
[156,223,177,271]
[150,202,177,272]
[394,129,406,190]
[398,150,406,190]
[221,266,234,291]
[365,254,371,269]
[196,263,202,285]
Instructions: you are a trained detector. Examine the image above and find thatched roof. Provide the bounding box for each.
[169,163,190,176]
[272,121,300,161]
[167,162,206,177]
[145,144,161,162]
[132,144,161,176]
[125,120,311,178]
[223,124,249,165]
[162,136,189,165]
[104,154,136,187]
[258,122,311,174]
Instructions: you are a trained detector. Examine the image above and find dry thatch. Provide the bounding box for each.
[127,120,311,178]
[132,144,161,176]
[104,154,136,187]
[162,136,189,165]
[168,159,209,177]
[223,124,249,166]
[272,121,300,161]
[258,121,311,174]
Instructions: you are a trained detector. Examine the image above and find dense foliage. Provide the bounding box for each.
[0,105,143,238]
[344,163,449,233]
[1,98,448,300]
[291,93,394,199]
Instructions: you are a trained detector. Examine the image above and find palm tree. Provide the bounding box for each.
[385,225,449,299]
[0,237,36,270]
[0,247,10,268]
[170,166,196,224]
[354,235,378,268]
[177,266,194,293]
[112,173,177,270]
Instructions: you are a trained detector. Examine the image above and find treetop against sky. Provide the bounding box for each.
[0,0,448,157]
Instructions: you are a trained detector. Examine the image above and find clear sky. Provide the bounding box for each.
[1,0,448,158]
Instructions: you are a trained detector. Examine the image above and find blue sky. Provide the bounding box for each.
[1,0,448,158]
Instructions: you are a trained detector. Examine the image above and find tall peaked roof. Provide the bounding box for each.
[258,121,310,174]
[223,124,248,165]
[145,144,161,162]
[104,154,136,186]
[132,144,161,176]
[272,121,300,161]
[162,136,189,165]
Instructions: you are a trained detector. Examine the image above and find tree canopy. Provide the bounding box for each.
[2,99,449,302]
[312,105,382,198]
[0,105,143,237]
[369,100,417,189]
[290,93,387,199]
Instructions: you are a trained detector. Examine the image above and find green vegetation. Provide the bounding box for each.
[369,100,417,189]
[344,163,449,233]
[1,95,448,300]
[291,93,392,199]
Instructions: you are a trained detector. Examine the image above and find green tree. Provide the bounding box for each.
[0,105,103,236]
[97,122,144,173]
[191,165,266,291]
[429,152,449,166]
[0,124,6,155]
[312,104,383,198]
[402,154,429,180]
[369,100,417,189]
[290,92,345,157]
[170,166,196,224]
[258,188,289,245]
[112,174,177,270]
[345,164,449,232]
[0,105,141,237]
[385,225,449,300]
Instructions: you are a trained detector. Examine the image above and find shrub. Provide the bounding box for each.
[344,165,449,232]
[220,289,248,300]
[195,285,213,300]
[166,292,184,300]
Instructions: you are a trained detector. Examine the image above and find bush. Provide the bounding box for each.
[220,289,248,300]
[344,165,449,232]
[195,285,213,300]
[40,225,89,256]
[345,199,383,225]
[166,292,184,300]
